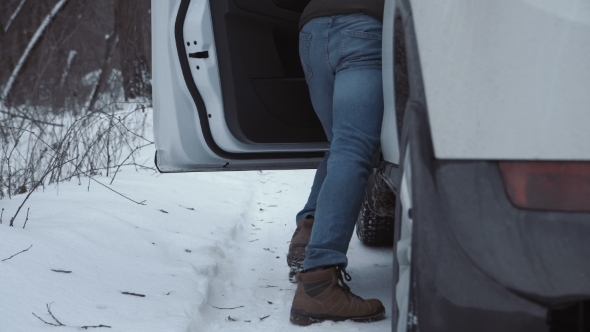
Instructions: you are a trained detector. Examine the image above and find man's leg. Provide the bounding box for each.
[287,18,335,282]
[303,65,384,269]
[303,14,384,269]
[290,14,385,326]
[294,151,328,222]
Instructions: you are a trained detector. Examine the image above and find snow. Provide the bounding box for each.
[0,145,393,331]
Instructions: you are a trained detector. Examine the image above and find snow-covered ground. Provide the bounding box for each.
[0,144,393,331]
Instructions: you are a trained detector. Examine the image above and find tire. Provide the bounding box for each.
[392,139,417,332]
[356,172,396,247]
[393,92,430,332]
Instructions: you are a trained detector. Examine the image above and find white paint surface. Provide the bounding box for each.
[412,0,590,160]
[152,0,326,172]
[381,0,401,165]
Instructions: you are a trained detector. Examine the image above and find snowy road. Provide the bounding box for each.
[0,148,393,332]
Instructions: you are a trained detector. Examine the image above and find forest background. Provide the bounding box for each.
[0,0,153,204]
[0,0,151,108]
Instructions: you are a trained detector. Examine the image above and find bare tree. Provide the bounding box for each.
[0,0,152,109]
[60,50,77,87]
[3,0,27,33]
[1,0,69,103]
[115,0,151,101]
[85,32,119,111]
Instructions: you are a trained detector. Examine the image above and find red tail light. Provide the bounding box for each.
[499,161,590,212]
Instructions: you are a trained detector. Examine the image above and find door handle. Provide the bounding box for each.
[189,51,209,59]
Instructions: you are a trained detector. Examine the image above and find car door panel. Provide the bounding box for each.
[210,0,325,144]
[153,0,327,172]
[233,0,304,22]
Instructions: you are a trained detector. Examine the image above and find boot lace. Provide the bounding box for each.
[336,267,363,302]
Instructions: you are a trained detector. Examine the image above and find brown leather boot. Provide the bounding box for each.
[290,266,385,325]
[287,216,314,283]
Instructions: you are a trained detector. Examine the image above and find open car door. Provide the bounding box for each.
[152,0,328,172]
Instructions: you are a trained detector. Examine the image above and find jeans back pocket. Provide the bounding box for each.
[340,29,382,69]
[299,33,313,81]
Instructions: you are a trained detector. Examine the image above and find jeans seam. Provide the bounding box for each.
[324,20,335,73]
[341,60,383,70]
[300,33,313,80]
[341,29,382,41]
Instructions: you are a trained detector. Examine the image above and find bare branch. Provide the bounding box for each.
[22,207,30,229]
[32,303,65,326]
[0,109,64,127]
[211,306,245,310]
[121,292,145,297]
[3,125,147,206]
[51,269,72,273]
[32,313,62,327]
[32,303,111,329]
[2,245,32,262]
[46,303,66,326]
[10,156,78,226]
[109,142,153,185]
[81,325,111,329]
[4,0,27,33]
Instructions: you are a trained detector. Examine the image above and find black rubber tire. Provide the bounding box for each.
[355,175,395,247]
[356,199,395,247]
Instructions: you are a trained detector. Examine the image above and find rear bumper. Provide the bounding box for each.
[412,159,590,331]
[438,161,590,303]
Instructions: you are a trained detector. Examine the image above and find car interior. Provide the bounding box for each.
[208,0,326,144]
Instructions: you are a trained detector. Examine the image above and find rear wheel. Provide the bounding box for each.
[393,141,416,332]
[356,171,396,247]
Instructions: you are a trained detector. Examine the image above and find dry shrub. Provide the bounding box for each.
[0,102,153,200]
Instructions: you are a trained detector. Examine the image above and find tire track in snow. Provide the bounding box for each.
[191,170,393,332]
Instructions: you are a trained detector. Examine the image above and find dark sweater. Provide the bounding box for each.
[299,0,385,30]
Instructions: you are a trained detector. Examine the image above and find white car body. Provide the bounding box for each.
[413,0,590,160]
[152,2,590,330]
[153,0,589,171]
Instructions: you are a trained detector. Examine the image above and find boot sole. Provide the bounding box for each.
[287,248,306,283]
[290,308,386,326]
[288,267,300,283]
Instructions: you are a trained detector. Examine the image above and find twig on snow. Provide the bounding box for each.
[81,325,111,329]
[46,303,65,326]
[121,292,145,297]
[32,312,63,326]
[51,269,72,273]
[22,207,30,229]
[96,183,146,205]
[32,303,111,329]
[0,208,3,224]
[260,315,270,321]
[2,245,32,262]
[31,303,65,326]
[212,305,244,310]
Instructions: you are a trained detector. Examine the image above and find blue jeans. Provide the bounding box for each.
[295,13,384,270]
